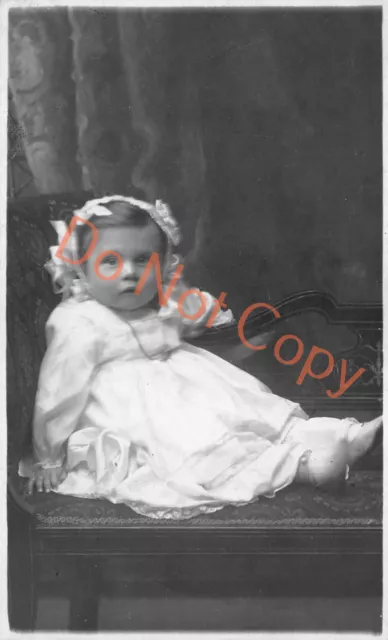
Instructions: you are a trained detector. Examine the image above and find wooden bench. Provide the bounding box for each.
[7,194,382,632]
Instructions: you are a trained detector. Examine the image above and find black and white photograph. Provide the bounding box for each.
[5,0,383,634]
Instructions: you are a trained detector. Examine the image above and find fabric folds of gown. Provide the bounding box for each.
[18,295,360,519]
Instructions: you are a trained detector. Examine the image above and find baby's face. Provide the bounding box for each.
[85,224,164,312]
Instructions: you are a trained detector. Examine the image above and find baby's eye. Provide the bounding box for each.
[136,254,152,265]
[101,255,118,267]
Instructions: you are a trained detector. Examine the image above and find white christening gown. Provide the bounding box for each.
[19,292,380,519]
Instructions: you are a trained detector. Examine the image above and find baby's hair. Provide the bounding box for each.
[76,200,167,263]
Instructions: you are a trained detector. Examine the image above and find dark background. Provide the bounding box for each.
[9,8,382,317]
[189,9,382,316]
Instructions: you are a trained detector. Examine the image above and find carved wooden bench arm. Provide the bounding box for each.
[189,289,382,348]
[8,474,36,517]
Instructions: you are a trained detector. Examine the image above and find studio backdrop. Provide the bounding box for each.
[8,7,382,314]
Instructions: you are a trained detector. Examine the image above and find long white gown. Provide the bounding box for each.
[18,291,377,519]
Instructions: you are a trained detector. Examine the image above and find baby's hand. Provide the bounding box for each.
[27,464,68,495]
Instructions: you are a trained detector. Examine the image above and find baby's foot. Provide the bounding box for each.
[295,443,349,489]
[346,416,382,466]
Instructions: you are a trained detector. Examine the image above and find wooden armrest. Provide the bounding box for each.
[8,473,36,517]
[188,289,382,348]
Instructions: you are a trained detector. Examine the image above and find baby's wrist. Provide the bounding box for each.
[33,458,64,470]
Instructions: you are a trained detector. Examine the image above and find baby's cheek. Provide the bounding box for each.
[138,270,158,293]
[90,275,118,300]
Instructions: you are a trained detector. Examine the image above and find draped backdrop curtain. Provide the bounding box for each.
[8,8,207,259]
[8,8,382,309]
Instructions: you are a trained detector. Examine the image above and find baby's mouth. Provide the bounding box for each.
[120,284,138,294]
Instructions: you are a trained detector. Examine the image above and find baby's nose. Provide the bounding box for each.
[121,261,137,279]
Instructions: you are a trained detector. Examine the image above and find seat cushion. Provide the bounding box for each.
[14,470,382,528]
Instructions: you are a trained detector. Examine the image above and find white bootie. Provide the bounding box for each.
[345,416,382,467]
[292,415,382,489]
[296,440,349,488]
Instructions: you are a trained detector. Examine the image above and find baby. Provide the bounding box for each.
[19,196,382,519]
